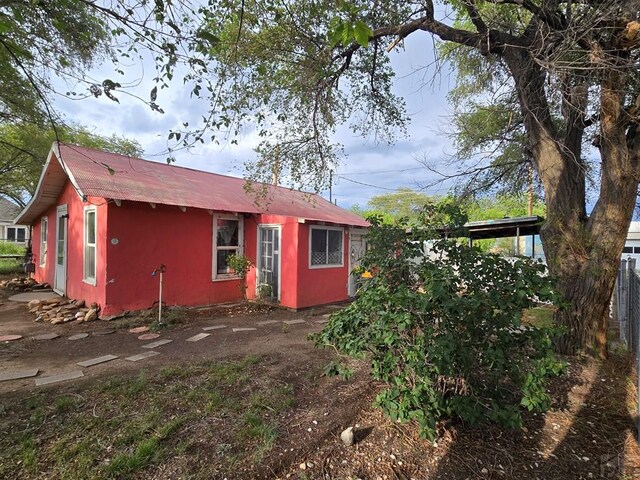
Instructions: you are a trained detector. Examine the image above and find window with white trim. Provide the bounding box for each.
[83,206,97,284]
[40,217,47,266]
[310,226,344,267]
[6,226,26,243]
[213,214,244,279]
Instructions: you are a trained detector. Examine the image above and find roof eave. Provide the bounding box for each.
[14,143,86,224]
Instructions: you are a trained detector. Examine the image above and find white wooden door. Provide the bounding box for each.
[348,230,367,297]
[257,226,281,301]
[54,205,67,294]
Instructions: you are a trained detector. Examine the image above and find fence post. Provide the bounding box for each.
[618,260,627,343]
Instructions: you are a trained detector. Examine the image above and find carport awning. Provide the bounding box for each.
[464,216,544,240]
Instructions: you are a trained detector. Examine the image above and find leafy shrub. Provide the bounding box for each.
[227,254,254,300]
[313,204,565,439]
[0,242,26,255]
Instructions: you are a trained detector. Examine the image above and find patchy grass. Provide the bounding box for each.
[0,356,298,480]
[0,257,23,275]
[523,306,555,328]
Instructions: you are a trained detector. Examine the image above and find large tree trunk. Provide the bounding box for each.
[504,43,639,357]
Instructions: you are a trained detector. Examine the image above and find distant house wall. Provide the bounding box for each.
[31,181,107,307]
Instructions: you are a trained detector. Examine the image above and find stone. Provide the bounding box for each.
[142,339,173,349]
[90,302,99,310]
[340,427,354,446]
[68,333,89,340]
[315,319,329,324]
[28,299,41,308]
[186,333,210,342]
[93,329,115,336]
[35,370,84,386]
[299,463,307,470]
[129,326,150,334]
[63,316,73,323]
[84,308,98,322]
[138,333,160,340]
[0,334,22,342]
[232,327,257,332]
[202,325,227,331]
[75,300,85,308]
[0,369,39,382]
[77,354,118,367]
[283,319,306,325]
[75,311,85,319]
[125,351,160,362]
[33,333,59,340]
[51,318,63,325]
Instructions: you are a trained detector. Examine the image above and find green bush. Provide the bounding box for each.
[0,242,26,255]
[313,204,565,439]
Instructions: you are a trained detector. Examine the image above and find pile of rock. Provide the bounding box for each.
[0,277,49,292]
[28,298,100,325]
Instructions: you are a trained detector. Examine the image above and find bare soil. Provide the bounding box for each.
[0,279,639,479]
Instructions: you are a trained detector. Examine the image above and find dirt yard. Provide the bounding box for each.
[0,281,639,479]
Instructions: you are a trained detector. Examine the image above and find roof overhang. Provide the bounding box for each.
[14,143,84,225]
[464,216,544,240]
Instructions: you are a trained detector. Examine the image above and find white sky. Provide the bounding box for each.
[53,34,459,209]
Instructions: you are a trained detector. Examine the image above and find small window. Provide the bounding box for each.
[83,207,97,284]
[6,227,25,242]
[634,247,640,254]
[623,246,633,253]
[213,215,243,279]
[310,227,344,267]
[40,218,48,266]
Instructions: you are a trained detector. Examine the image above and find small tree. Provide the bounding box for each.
[227,254,254,300]
[314,204,565,439]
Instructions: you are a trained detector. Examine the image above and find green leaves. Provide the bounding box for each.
[315,203,564,439]
[328,17,373,47]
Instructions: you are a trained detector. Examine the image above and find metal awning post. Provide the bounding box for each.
[532,234,535,259]
[516,227,520,256]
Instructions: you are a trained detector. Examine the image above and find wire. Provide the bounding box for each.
[337,166,424,176]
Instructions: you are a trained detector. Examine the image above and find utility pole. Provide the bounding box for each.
[528,162,534,216]
[329,170,333,203]
[272,145,280,186]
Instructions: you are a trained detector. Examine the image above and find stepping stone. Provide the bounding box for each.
[0,369,39,382]
[68,333,89,341]
[220,303,242,308]
[142,339,173,349]
[93,329,115,336]
[321,314,332,318]
[315,319,330,324]
[33,333,59,341]
[256,320,279,326]
[202,325,227,331]
[283,319,306,325]
[232,327,257,332]
[186,333,210,342]
[35,370,84,386]
[0,334,22,342]
[138,333,160,341]
[129,326,150,334]
[77,354,118,368]
[125,351,160,362]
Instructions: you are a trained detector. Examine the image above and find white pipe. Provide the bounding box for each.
[158,269,163,324]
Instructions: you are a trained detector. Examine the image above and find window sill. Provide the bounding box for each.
[212,275,241,282]
[82,278,97,286]
[308,263,344,270]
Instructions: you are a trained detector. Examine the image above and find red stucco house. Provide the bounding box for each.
[15,143,368,315]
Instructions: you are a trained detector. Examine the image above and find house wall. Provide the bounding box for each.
[295,223,350,309]
[31,181,107,307]
[247,214,300,308]
[103,201,255,315]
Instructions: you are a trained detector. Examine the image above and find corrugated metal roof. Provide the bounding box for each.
[18,143,369,227]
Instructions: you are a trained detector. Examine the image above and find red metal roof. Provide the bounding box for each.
[55,143,368,227]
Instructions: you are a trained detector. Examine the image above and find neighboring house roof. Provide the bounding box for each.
[0,197,21,223]
[16,142,369,227]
